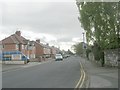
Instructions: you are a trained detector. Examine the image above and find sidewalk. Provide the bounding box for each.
[80,57,118,88]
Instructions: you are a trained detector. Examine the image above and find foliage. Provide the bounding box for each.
[76,2,120,66]
[78,2,120,50]
[67,49,74,55]
[72,42,84,55]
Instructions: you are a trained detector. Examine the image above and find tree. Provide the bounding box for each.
[76,2,120,66]
[67,49,74,55]
[77,2,120,49]
[72,42,86,56]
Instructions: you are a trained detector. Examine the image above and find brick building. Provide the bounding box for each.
[34,39,44,58]
[34,39,51,58]
[0,31,35,59]
[50,46,60,58]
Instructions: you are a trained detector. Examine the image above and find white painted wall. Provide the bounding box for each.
[4,61,25,64]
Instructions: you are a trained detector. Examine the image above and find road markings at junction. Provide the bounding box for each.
[75,61,86,89]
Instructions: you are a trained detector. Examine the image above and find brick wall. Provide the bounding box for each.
[3,44,17,51]
[35,43,44,58]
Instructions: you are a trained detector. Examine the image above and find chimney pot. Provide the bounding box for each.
[36,39,40,43]
[15,31,21,36]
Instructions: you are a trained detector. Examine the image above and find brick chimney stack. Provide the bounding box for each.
[46,43,49,46]
[15,31,21,36]
[36,39,40,43]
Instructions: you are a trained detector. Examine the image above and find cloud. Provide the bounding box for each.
[2,0,75,3]
[72,37,83,42]
[1,1,85,50]
[59,41,75,51]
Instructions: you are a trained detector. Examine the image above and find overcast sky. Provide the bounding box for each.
[0,0,86,51]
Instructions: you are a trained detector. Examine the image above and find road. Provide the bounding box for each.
[2,56,82,88]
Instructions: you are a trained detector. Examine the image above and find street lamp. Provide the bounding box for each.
[82,32,85,49]
[82,32,86,58]
[82,32,85,42]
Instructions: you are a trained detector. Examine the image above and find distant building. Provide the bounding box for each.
[34,39,45,58]
[34,39,61,59]
[50,46,60,58]
[43,43,51,58]
[34,39,51,58]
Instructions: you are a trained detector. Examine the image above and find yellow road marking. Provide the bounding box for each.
[79,69,86,88]
[75,69,83,88]
[75,61,86,89]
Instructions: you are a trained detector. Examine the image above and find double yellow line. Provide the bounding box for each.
[75,61,86,89]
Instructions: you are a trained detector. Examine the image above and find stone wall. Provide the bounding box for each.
[104,48,119,67]
[88,52,94,61]
[88,48,119,67]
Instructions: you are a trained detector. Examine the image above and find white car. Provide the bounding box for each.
[55,54,63,61]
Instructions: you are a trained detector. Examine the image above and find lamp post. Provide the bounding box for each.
[82,32,86,58]
[82,32,85,49]
[82,32,85,43]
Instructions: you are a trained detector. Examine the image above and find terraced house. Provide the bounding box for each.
[34,39,60,59]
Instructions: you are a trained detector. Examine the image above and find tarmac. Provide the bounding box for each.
[1,58,53,72]
[1,57,119,88]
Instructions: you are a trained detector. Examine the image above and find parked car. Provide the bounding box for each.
[55,54,63,61]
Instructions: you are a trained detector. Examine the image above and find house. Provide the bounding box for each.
[43,43,51,58]
[50,46,60,58]
[34,39,51,58]
[34,39,44,58]
[1,31,35,59]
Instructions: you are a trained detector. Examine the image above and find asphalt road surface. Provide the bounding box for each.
[2,56,81,88]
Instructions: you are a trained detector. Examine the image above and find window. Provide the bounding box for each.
[22,45,24,49]
[25,45,27,50]
[0,45,3,49]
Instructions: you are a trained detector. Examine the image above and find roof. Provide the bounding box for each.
[1,34,28,45]
[34,41,52,49]
[44,44,51,48]
[34,41,45,48]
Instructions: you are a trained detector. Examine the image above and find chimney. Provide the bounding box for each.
[46,43,49,46]
[36,39,40,43]
[15,31,21,36]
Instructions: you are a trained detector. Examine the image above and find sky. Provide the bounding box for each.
[0,0,86,51]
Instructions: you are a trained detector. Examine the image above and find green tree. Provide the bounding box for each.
[72,42,84,55]
[77,2,119,49]
[76,2,120,66]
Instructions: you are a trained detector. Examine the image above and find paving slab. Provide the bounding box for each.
[80,57,118,88]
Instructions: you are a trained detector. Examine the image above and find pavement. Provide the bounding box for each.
[79,57,118,88]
